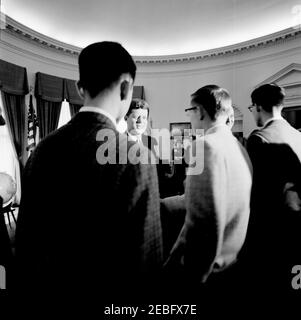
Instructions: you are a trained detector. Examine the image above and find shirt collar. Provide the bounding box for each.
[262,115,284,128]
[127,131,142,143]
[79,106,117,128]
[205,123,230,135]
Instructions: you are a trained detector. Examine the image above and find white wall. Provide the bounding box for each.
[135,40,301,136]
[1,22,301,137]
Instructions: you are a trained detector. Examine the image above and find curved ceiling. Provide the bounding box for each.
[2,0,301,56]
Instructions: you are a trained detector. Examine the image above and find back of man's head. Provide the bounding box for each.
[78,41,136,98]
[251,83,285,113]
[191,85,232,120]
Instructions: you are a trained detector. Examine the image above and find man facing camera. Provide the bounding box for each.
[15,42,163,298]
[125,98,158,157]
[165,85,252,293]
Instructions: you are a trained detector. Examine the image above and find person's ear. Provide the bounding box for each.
[120,80,130,101]
[199,107,205,121]
[76,81,85,99]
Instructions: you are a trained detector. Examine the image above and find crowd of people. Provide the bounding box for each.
[0,41,300,301]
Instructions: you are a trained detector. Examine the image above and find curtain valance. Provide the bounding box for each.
[0,59,29,95]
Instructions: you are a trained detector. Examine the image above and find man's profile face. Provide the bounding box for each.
[187,100,202,130]
[252,105,263,127]
[126,108,148,136]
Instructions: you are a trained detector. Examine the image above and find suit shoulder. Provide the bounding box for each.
[201,136,224,163]
[247,130,267,147]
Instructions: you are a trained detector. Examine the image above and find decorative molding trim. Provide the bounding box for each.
[257,63,301,86]
[2,15,80,56]
[2,15,301,64]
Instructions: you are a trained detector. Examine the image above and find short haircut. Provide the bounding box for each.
[126,98,149,118]
[78,41,136,98]
[251,83,285,112]
[191,85,232,120]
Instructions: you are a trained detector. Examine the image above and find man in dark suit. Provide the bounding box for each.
[125,98,158,156]
[15,42,163,298]
[242,83,301,292]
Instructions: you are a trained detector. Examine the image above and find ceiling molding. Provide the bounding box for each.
[2,15,301,64]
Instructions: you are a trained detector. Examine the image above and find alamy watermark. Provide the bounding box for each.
[0,265,6,289]
[291,265,301,290]
[95,128,205,175]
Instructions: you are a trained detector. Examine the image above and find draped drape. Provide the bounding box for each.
[0,59,29,203]
[69,103,82,117]
[35,74,84,138]
[64,78,83,117]
[1,92,27,166]
[35,72,64,140]
[0,59,29,170]
[36,98,62,140]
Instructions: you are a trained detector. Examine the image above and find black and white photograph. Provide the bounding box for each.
[0,0,301,315]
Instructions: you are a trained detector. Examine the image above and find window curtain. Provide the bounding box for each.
[0,59,29,168]
[64,78,83,117]
[0,59,29,203]
[35,98,62,139]
[35,72,64,140]
[69,103,82,117]
[1,93,27,165]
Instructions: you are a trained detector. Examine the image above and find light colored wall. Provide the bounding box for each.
[135,41,301,137]
[1,25,301,137]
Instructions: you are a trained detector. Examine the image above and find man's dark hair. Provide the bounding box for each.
[191,85,232,120]
[126,98,149,118]
[78,41,136,98]
[251,83,285,112]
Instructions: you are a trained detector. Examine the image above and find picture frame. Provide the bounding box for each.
[169,122,192,162]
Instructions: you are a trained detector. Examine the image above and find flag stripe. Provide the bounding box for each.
[27,94,38,155]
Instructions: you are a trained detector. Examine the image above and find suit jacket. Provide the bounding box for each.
[246,119,301,229]
[165,124,252,283]
[243,119,301,280]
[15,111,163,295]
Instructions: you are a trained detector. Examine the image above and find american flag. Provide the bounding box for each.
[26,94,38,155]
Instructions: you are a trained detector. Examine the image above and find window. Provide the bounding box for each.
[0,95,21,204]
[282,107,301,130]
[58,100,71,128]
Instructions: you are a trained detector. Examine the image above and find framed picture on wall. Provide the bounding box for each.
[169,122,192,162]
